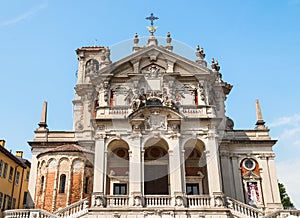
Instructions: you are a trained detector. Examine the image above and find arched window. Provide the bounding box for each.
[59,174,66,193]
[40,176,44,191]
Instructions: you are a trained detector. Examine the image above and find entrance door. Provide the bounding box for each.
[144,165,168,195]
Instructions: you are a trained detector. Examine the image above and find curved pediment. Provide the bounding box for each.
[128,106,182,132]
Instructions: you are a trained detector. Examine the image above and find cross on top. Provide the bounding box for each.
[146,13,159,27]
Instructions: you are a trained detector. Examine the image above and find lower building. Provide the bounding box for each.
[0,140,31,218]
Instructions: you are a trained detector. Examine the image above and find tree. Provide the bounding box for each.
[278,182,295,208]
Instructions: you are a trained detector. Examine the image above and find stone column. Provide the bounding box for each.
[66,163,73,205]
[27,152,38,208]
[220,151,235,198]
[52,163,60,212]
[41,166,48,209]
[267,155,283,208]
[168,137,184,206]
[128,136,142,206]
[77,55,85,84]
[81,161,86,200]
[259,155,273,205]
[92,134,106,206]
[93,136,105,193]
[231,155,244,202]
[205,129,223,196]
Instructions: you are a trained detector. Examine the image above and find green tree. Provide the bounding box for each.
[278,182,295,208]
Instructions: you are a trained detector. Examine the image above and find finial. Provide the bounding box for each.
[211,58,220,72]
[38,101,48,129]
[195,45,206,66]
[134,33,139,44]
[133,33,140,52]
[165,32,173,51]
[146,13,159,36]
[255,99,266,129]
[94,39,98,47]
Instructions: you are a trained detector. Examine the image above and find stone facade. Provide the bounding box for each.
[22,31,289,218]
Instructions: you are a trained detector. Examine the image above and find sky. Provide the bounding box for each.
[1,0,300,208]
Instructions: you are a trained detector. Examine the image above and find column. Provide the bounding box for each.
[205,130,223,195]
[27,152,38,208]
[52,163,59,212]
[128,136,142,206]
[66,163,73,205]
[168,137,184,198]
[231,155,244,202]
[93,136,106,194]
[259,155,273,205]
[220,151,235,198]
[267,155,283,207]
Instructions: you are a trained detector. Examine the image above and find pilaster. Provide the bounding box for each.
[205,128,223,195]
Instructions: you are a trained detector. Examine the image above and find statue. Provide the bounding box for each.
[130,89,141,111]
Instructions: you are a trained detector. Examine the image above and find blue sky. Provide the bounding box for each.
[1,0,300,207]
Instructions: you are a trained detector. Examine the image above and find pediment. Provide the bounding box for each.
[243,171,261,180]
[128,106,182,132]
[97,45,210,78]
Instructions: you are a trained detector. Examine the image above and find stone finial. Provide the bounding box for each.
[133,33,140,52]
[165,32,173,51]
[255,99,267,129]
[134,33,139,45]
[195,45,207,66]
[38,101,48,130]
[211,58,220,72]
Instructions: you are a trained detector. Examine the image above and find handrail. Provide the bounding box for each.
[226,197,263,218]
[3,209,58,218]
[54,198,89,217]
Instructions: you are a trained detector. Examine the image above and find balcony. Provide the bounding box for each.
[92,194,212,208]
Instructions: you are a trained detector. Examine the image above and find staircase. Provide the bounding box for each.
[3,198,88,218]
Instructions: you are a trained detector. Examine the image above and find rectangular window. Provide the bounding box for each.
[186,183,199,195]
[113,183,127,195]
[8,166,14,182]
[2,194,7,210]
[0,160,3,177]
[84,177,89,194]
[3,163,8,178]
[25,171,30,181]
[7,196,11,210]
[0,193,3,210]
[15,171,20,185]
[23,192,28,205]
[12,198,16,209]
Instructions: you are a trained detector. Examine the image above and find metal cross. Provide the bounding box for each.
[146,13,159,27]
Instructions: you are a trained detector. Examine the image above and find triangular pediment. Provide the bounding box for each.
[97,45,211,78]
[243,171,261,180]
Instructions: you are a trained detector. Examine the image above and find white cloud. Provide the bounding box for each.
[276,159,300,208]
[279,127,300,140]
[1,3,47,27]
[269,114,300,127]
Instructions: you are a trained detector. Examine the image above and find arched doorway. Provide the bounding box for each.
[144,138,169,195]
[184,139,208,195]
[107,140,129,195]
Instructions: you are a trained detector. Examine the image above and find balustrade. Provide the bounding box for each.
[106,196,129,207]
[186,195,211,207]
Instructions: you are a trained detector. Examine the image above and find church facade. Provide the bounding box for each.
[7,23,297,218]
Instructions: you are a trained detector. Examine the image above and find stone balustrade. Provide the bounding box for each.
[3,209,58,218]
[54,198,89,217]
[186,195,211,207]
[226,197,263,218]
[264,209,300,218]
[144,195,171,207]
[106,196,129,207]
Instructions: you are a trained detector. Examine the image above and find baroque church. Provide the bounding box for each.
[5,15,299,218]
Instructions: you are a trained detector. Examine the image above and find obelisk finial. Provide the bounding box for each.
[38,101,48,129]
[255,99,266,129]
